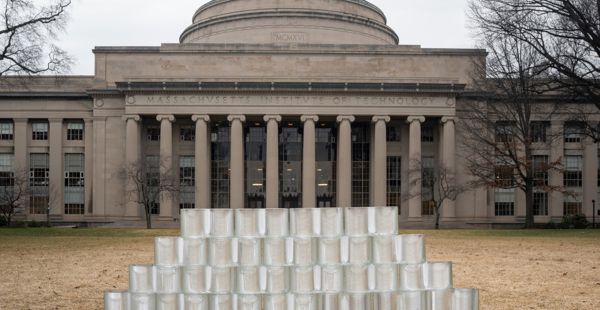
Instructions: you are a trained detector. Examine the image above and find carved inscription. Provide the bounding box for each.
[271,32,308,43]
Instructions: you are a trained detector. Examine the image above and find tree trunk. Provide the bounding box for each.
[524,178,535,229]
[435,208,441,230]
[145,206,152,229]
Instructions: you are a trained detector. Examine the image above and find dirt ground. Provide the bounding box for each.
[0,229,598,310]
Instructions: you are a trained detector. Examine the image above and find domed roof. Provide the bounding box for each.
[180,0,399,45]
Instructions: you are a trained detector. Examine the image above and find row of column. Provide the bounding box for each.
[123,114,457,218]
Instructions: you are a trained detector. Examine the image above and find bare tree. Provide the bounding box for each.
[0,169,27,226]
[0,0,72,76]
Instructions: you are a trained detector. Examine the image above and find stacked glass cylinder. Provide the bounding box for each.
[104,207,479,310]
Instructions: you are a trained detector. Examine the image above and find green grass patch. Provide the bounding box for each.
[0,228,179,238]
[402,229,600,239]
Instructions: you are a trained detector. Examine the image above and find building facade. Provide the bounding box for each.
[0,0,598,227]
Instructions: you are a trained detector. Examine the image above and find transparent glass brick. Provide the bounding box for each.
[373,207,398,235]
[237,266,261,294]
[396,291,428,310]
[210,294,234,310]
[347,293,371,310]
[453,288,480,310]
[104,290,128,310]
[183,294,209,310]
[236,209,263,237]
[344,207,369,236]
[129,265,154,294]
[320,208,343,237]
[155,237,180,267]
[372,236,395,264]
[208,238,234,267]
[429,289,453,310]
[156,293,179,310]
[398,264,424,291]
[321,265,343,293]
[372,292,395,310]
[181,238,207,266]
[129,293,156,310]
[294,294,318,310]
[265,266,289,294]
[238,238,262,266]
[424,262,453,290]
[263,237,288,266]
[347,236,371,264]
[181,209,210,238]
[344,265,369,293]
[291,266,316,293]
[293,237,318,266]
[319,237,342,265]
[265,208,289,237]
[374,264,397,292]
[182,266,209,294]
[396,234,425,264]
[155,266,180,294]
[290,208,319,237]
[264,294,287,310]
[210,209,234,237]
[321,293,342,310]
[238,294,262,310]
[210,267,234,294]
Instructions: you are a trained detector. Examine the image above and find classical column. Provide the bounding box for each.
[301,115,319,209]
[336,115,355,208]
[264,115,282,209]
[583,137,598,217]
[84,118,94,215]
[441,116,457,219]
[123,115,141,217]
[192,115,211,209]
[228,115,246,209]
[157,114,175,217]
[371,116,390,206]
[48,118,64,216]
[407,116,425,219]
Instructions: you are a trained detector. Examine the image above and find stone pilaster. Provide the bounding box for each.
[371,115,390,206]
[264,115,282,209]
[441,116,456,219]
[192,115,211,209]
[336,115,355,208]
[301,115,319,209]
[48,118,63,215]
[228,115,246,209]
[12,119,28,172]
[123,115,141,217]
[549,121,564,218]
[583,138,598,217]
[84,118,94,214]
[407,116,425,219]
[157,114,175,217]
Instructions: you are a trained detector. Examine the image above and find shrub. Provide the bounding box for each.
[560,214,589,229]
[543,221,557,229]
[0,215,7,227]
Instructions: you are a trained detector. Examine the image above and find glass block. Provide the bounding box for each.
[294,294,318,310]
[344,265,369,293]
[183,294,209,310]
[344,207,369,236]
[210,294,234,310]
[453,288,480,310]
[319,237,342,265]
[373,207,398,235]
[429,289,453,310]
[265,208,289,237]
[182,266,209,294]
[291,266,316,293]
[321,293,342,310]
[238,294,262,310]
[374,264,397,292]
[321,265,343,293]
[210,267,234,294]
[238,238,262,266]
[236,209,263,237]
[237,266,261,294]
[129,265,154,294]
[263,237,287,266]
[155,266,180,294]
[398,264,424,291]
[290,208,319,237]
[372,292,395,310]
[424,262,453,290]
[397,234,425,264]
[320,208,343,237]
[396,291,428,310]
[156,293,179,310]
[264,294,288,310]
[210,209,234,237]
[104,290,128,310]
[347,236,371,264]
[372,236,395,264]
[208,238,234,267]
[347,293,371,310]
[265,266,289,294]
[181,209,210,238]
[181,238,207,266]
[155,237,180,267]
[293,237,318,266]
[129,293,155,310]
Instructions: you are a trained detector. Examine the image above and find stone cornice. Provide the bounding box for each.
[0,92,91,100]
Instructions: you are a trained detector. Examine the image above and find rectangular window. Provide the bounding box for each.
[64,154,84,215]
[564,156,583,187]
[564,122,583,143]
[495,165,515,188]
[32,122,48,140]
[421,125,434,143]
[145,155,160,214]
[30,196,49,215]
[422,156,435,216]
[0,121,14,140]
[386,156,401,212]
[533,192,548,216]
[351,124,369,207]
[495,188,515,216]
[179,156,195,209]
[386,124,401,142]
[532,155,549,186]
[211,126,230,209]
[531,122,548,143]
[0,154,14,187]
[147,127,160,141]
[66,122,84,141]
[495,121,515,143]
[180,126,195,142]
[564,195,582,215]
[29,153,49,214]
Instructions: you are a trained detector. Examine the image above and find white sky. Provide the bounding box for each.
[59,0,476,75]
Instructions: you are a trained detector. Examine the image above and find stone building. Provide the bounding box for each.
[0,0,597,227]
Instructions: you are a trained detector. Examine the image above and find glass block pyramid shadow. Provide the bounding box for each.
[105,207,479,309]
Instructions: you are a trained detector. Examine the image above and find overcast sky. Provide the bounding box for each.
[59,0,476,75]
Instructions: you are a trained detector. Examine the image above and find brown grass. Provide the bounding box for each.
[0,229,598,309]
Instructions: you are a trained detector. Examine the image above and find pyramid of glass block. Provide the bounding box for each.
[104,207,479,310]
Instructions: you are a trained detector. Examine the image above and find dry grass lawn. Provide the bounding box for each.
[0,228,598,309]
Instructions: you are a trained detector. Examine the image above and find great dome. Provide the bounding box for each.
[180,0,399,45]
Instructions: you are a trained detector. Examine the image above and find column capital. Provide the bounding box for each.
[48,118,63,123]
[263,115,282,123]
[372,115,391,123]
[227,114,246,123]
[83,117,94,124]
[192,114,210,122]
[301,115,319,123]
[336,115,355,123]
[406,116,425,124]
[12,118,28,123]
[156,115,175,122]
[441,116,456,124]
[122,114,141,122]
